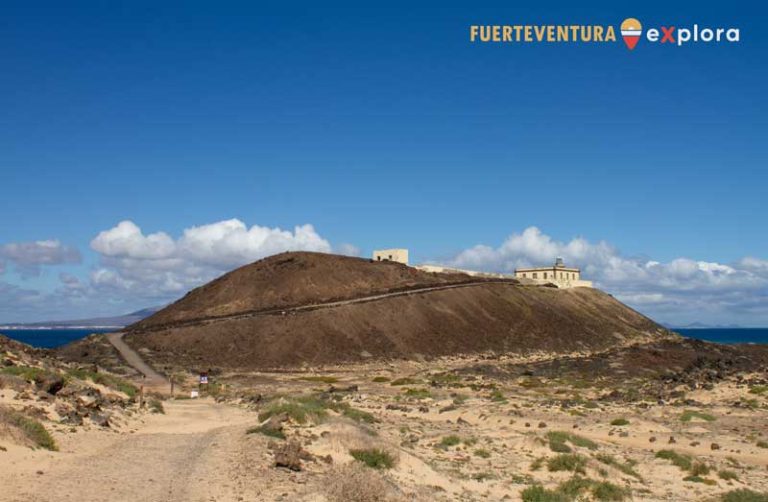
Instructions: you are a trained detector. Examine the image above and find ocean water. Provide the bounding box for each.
[2,327,767,349]
[676,328,768,345]
[0,329,116,348]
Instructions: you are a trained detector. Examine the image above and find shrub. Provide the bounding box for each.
[718,470,739,481]
[690,462,710,476]
[489,389,507,403]
[438,435,461,448]
[257,395,329,424]
[474,448,491,458]
[591,481,630,501]
[521,485,569,502]
[390,377,419,386]
[594,454,641,480]
[547,454,587,474]
[148,399,165,414]
[748,385,768,395]
[247,425,286,440]
[721,489,768,502]
[557,476,593,498]
[323,463,396,502]
[67,368,137,397]
[0,407,57,451]
[350,448,395,469]
[371,376,390,383]
[530,456,545,471]
[680,410,716,422]
[610,418,629,426]
[403,388,431,399]
[655,450,692,471]
[756,440,768,449]
[547,430,598,452]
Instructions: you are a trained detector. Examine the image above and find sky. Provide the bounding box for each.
[1,1,766,325]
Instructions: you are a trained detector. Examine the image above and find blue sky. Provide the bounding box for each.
[1,1,766,325]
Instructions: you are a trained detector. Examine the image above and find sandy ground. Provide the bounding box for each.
[2,354,767,501]
[0,399,261,502]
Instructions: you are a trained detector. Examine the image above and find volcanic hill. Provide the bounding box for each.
[117,252,671,370]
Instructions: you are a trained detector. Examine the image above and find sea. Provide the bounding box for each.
[1,327,767,349]
[675,328,768,345]
[0,328,117,348]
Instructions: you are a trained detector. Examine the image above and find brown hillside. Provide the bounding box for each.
[122,253,671,370]
[132,252,475,330]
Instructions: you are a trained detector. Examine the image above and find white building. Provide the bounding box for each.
[373,248,409,265]
[514,258,592,288]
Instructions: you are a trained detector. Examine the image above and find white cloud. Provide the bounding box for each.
[0,240,81,276]
[88,219,333,301]
[444,226,768,326]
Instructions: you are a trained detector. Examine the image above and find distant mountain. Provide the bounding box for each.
[0,307,162,329]
[664,321,744,330]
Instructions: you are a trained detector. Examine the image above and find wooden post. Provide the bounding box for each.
[139,384,144,409]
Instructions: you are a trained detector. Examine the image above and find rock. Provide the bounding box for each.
[669,436,677,444]
[649,437,657,443]
[538,422,547,428]
[711,443,721,451]
[524,422,531,428]
[35,375,65,396]
[274,441,310,471]
[90,412,111,428]
[418,406,429,413]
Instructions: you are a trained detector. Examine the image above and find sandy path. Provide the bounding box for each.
[1,399,260,502]
[106,332,168,391]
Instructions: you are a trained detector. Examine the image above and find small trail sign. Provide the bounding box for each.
[199,373,209,385]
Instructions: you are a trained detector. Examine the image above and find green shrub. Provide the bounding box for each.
[67,368,137,397]
[0,365,55,381]
[610,418,629,426]
[718,470,739,481]
[350,448,394,469]
[748,385,768,395]
[371,376,390,383]
[148,399,165,414]
[403,387,431,399]
[594,453,642,480]
[721,489,768,502]
[547,430,598,453]
[246,425,285,439]
[0,407,57,451]
[530,457,545,471]
[257,395,329,424]
[690,462,710,476]
[489,389,507,403]
[756,440,768,449]
[591,481,630,500]
[390,377,419,386]
[655,450,692,471]
[521,485,569,502]
[557,476,593,498]
[474,448,490,458]
[547,453,587,474]
[680,410,716,422]
[438,435,461,448]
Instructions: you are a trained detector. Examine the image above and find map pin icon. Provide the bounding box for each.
[621,18,642,50]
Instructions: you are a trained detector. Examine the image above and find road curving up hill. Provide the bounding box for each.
[118,252,672,370]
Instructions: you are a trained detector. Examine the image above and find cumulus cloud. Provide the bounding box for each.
[0,240,81,276]
[88,219,333,301]
[443,227,768,326]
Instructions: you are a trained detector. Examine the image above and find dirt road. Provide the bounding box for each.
[106,332,168,391]
[1,399,267,502]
